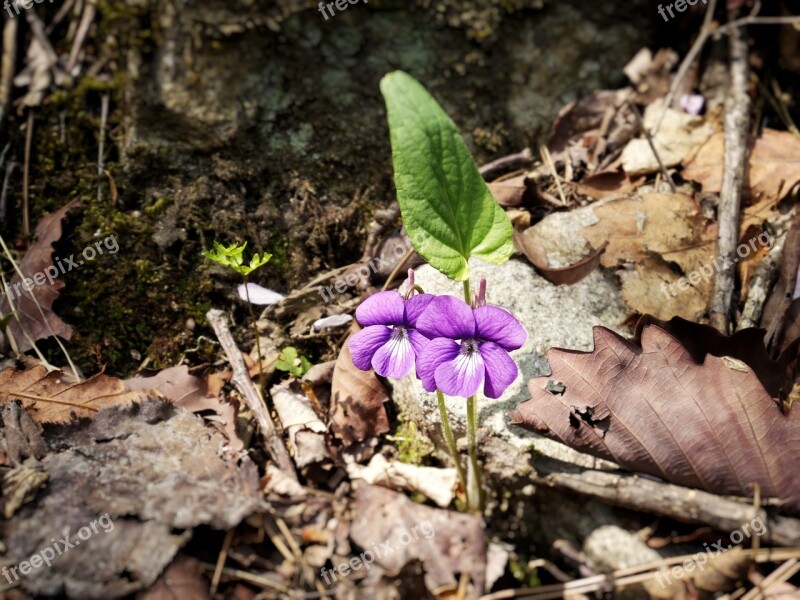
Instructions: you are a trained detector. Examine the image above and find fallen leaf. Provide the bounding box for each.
[237,282,284,305]
[0,199,79,352]
[621,99,717,176]
[349,485,486,595]
[138,555,209,600]
[271,382,331,470]
[125,365,243,451]
[514,229,607,286]
[346,454,457,508]
[488,173,531,207]
[683,129,800,204]
[329,327,390,447]
[511,323,800,514]
[0,364,150,423]
[576,169,644,201]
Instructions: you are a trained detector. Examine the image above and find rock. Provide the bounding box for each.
[390,256,630,468]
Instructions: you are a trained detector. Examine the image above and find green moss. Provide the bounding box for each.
[392,420,434,466]
[510,557,541,588]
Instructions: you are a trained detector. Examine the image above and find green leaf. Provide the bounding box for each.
[275,346,311,378]
[203,241,271,277]
[380,71,513,282]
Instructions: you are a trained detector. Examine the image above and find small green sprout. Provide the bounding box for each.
[275,346,311,378]
[203,241,271,277]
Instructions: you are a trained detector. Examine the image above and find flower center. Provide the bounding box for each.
[461,339,479,355]
[390,326,409,342]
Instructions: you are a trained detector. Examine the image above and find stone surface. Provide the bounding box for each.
[390,256,630,467]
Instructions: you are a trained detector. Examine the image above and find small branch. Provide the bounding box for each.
[652,0,719,135]
[738,231,786,330]
[532,456,800,547]
[206,308,297,481]
[709,10,751,334]
[626,101,677,194]
[479,148,533,180]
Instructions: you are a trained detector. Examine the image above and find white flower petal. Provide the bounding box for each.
[237,282,284,305]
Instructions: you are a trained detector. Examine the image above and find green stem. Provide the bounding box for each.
[436,390,467,496]
[463,279,471,304]
[466,394,484,512]
[243,277,266,394]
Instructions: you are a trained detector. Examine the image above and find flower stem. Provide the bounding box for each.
[243,278,266,394]
[463,279,471,304]
[466,394,484,513]
[436,390,468,498]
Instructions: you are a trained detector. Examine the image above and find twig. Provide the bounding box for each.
[709,8,752,334]
[206,308,297,482]
[209,528,234,597]
[626,101,677,194]
[0,162,16,223]
[66,0,97,73]
[0,15,18,135]
[717,14,800,35]
[531,456,800,547]
[381,246,414,291]
[97,93,109,204]
[652,0,719,135]
[479,148,533,179]
[539,145,569,205]
[22,109,33,237]
[738,231,786,330]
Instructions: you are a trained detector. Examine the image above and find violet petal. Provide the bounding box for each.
[474,306,527,350]
[372,329,415,378]
[480,342,518,399]
[403,293,435,327]
[434,345,485,398]
[417,337,460,392]
[417,295,476,340]
[355,291,405,327]
[349,325,391,371]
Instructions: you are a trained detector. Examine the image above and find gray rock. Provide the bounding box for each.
[390,256,630,468]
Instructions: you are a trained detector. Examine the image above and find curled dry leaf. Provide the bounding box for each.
[0,364,150,423]
[271,382,331,470]
[350,485,486,596]
[511,323,800,515]
[514,228,607,285]
[683,129,800,205]
[620,98,716,176]
[346,453,457,508]
[329,327,390,447]
[125,365,243,451]
[0,199,79,352]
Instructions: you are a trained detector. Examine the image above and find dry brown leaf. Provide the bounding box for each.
[346,454,457,508]
[683,129,800,204]
[0,199,79,352]
[582,193,716,317]
[621,99,716,176]
[514,229,607,286]
[349,485,486,595]
[329,326,389,446]
[0,365,150,423]
[511,324,800,515]
[488,173,531,207]
[138,555,209,600]
[576,169,643,200]
[125,365,243,451]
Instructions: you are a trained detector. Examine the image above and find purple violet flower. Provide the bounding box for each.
[349,290,434,378]
[416,295,526,399]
